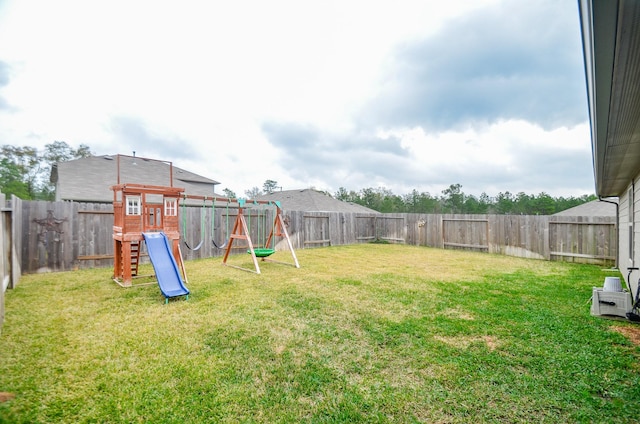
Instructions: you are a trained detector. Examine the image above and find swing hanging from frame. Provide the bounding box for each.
[248,201,275,258]
[181,196,205,251]
[211,198,231,249]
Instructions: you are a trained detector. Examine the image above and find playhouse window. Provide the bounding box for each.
[165,198,177,216]
[126,196,141,215]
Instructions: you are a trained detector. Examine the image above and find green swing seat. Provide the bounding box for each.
[250,248,276,258]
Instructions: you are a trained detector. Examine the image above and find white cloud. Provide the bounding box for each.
[0,0,593,198]
[377,120,591,196]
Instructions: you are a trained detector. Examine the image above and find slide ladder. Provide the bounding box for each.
[130,241,141,276]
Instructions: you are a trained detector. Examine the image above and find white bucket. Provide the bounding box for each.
[603,276,622,292]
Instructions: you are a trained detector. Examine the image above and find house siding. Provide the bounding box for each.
[620,174,640,298]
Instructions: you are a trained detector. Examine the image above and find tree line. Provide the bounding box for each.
[333,183,597,215]
[241,180,595,215]
[1,143,597,215]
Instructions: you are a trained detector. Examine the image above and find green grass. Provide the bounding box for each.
[1,244,639,423]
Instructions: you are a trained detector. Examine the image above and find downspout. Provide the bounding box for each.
[632,179,636,269]
[598,196,619,270]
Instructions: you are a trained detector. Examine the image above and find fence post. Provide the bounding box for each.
[544,217,551,260]
[0,191,5,333]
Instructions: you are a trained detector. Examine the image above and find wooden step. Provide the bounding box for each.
[130,241,140,276]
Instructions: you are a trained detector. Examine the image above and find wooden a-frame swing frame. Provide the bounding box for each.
[221,202,300,274]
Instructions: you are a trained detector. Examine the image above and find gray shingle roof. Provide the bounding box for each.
[53,155,220,203]
[255,189,379,213]
[553,200,616,217]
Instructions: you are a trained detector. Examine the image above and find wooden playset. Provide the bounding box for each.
[110,154,299,287]
[110,154,186,286]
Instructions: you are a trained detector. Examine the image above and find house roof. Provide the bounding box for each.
[552,199,616,217]
[579,0,640,197]
[255,189,379,213]
[52,154,221,203]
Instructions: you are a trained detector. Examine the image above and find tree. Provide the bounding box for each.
[406,191,441,213]
[222,188,236,199]
[478,192,492,214]
[335,187,359,203]
[356,187,394,212]
[43,140,92,164]
[511,192,530,214]
[1,145,41,199]
[441,183,464,213]
[463,194,488,214]
[335,187,349,201]
[1,141,94,200]
[532,192,555,215]
[262,179,279,194]
[379,191,404,213]
[0,158,30,198]
[244,187,262,198]
[402,190,421,213]
[495,191,514,214]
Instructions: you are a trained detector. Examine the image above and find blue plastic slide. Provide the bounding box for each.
[142,232,190,303]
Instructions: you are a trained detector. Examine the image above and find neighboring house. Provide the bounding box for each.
[51,154,220,203]
[256,189,379,213]
[579,1,640,296]
[552,200,616,217]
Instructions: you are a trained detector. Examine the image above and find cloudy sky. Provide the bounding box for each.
[0,0,592,198]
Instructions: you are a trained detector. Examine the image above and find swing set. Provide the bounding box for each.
[180,196,229,250]
[180,195,300,274]
[109,153,298,304]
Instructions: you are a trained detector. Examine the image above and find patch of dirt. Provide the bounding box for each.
[482,335,498,351]
[0,392,15,403]
[440,308,475,320]
[434,335,499,351]
[612,325,640,346]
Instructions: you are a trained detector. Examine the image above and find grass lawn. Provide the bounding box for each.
[1,244,639,423]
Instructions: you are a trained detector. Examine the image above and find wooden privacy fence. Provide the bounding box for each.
[9,200,617,275]
[438,214,616,264]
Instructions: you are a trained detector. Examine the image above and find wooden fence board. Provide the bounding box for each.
[285,210,303,250]
[355,215,376,242]
[77,203,114,269]
[442,215,489,251]
[303,213,331,248]
[549,216,616,265]
[376,214,406,243]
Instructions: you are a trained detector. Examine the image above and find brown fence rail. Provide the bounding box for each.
[5,201,618,275]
